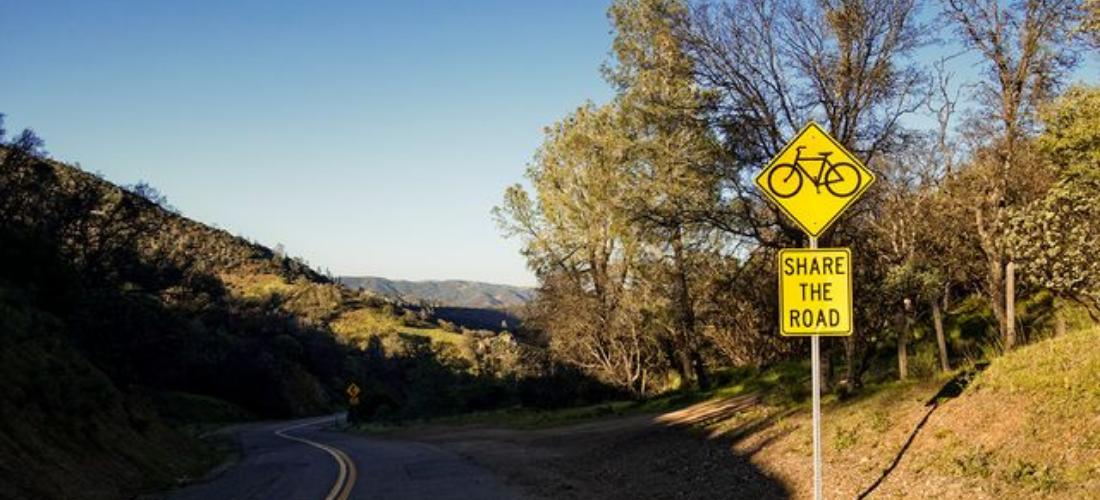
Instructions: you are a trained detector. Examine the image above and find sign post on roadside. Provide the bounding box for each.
[755,122,875,500]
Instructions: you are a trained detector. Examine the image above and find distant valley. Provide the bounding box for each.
[338,276,535,309]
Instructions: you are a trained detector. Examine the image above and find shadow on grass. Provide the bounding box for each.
[855,362,990,500]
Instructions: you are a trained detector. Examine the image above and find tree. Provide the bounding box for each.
[872,136,962,379]
[1084,0,1100,47]
[1011,86,1100,319]
[693,248,795,367]
[683,0,927,218]
[0,116,50,231]
[605,0,724,389]
[682,0,927,389]
[497,0,730,392]
[125,180,176,213]
[941,0,1087,349]
[494,103,666,394]
[1035,85,1100,176]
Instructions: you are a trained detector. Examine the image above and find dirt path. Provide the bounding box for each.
[397,396,792,500]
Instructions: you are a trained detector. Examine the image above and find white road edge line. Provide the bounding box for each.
[274,418,356,500]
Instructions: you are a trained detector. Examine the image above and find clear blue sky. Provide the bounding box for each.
[1,0,615,287]
[3,2,1094,287]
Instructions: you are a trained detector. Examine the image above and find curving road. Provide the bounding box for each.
[168,416,526,500]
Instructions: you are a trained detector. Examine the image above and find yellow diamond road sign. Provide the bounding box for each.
[346,383,360,398]
[755,122,875,237]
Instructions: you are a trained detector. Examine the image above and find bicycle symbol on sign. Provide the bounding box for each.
[767,146,863,198]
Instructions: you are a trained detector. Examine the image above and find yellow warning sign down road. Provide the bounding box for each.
[778,248,852,336]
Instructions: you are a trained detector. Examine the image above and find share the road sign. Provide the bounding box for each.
[757,123,870,500]
[754,122,875,237]
[778,248,853,336]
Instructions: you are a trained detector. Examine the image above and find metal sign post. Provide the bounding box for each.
[756,122,875,500]
[805,237,822,500]
[810,236,822,500]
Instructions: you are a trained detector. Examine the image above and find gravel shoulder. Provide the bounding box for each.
[392,396,791,500]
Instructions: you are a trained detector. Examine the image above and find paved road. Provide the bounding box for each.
[168,416,526,500]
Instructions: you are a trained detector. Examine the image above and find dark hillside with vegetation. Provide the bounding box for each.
[0,124,374,498]
[0,120,627,499]
[432,306,523,332]
[0,283,218,500]
[0,137,352,414]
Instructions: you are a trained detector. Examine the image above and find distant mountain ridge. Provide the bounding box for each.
[339,276,535,308]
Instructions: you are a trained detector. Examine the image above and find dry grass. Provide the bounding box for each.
[393,327,1099,500]
[694,326,1100,499]
[218,272,294,299]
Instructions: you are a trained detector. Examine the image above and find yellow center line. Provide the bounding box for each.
[331,447,357,500]
[274,418,358,500]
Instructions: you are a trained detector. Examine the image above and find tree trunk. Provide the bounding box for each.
[670,225,707,390]
[897,308,909,381]
[674,350,693,390]
[932,299,950,372]
[691,351,709,391]
[820,340,832,393]
[987,256,1009,350]
[975,209,1010,349]
[1006,260,1016,349]
[843,334,858,393]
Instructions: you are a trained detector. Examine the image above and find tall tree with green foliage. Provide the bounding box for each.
[1011,86,1100,319]
[1084,0,1100,47]
[605,0,724,389]
[682,0,927,389]
[941,0,1087,349]
[494,103,667,394]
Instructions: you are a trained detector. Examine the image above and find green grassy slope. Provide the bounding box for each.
[0,146,363,498]
[398,326,1099,498]
[687,327,1100,499]
[1,141,520,497]
[0,288,221,500]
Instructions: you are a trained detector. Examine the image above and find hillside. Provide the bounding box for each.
[384,327,1099,500]
[0,131,559,499]
[691,326,1100,499]
[0,287,221,500]
[339,276,535,308]
[0,140,371,499]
